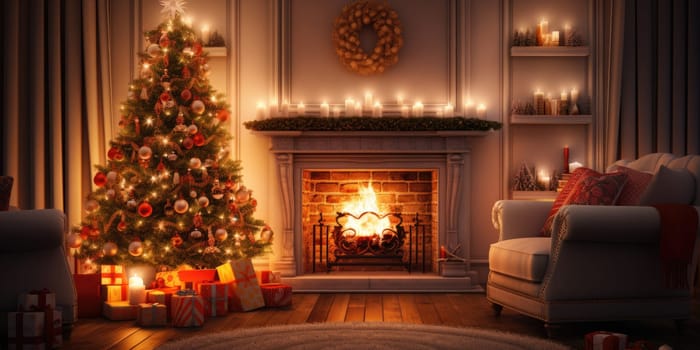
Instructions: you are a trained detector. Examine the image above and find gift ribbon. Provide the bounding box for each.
[9,312,49,347]
[176,289,196,296]
[29,288,53,309]
[235,262,257,287]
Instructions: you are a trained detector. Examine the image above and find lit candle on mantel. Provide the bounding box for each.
[332,107,341,117]
[344,98,355,116]
[444,103,454,118]
[268,99,278,118]
[476,103,487,118]
[412,102,424,117]
[372,101,383,117]
[364,92,373,112]
[280,100,289,118]
[400,104,410,118]
[297,101,306,116]
[464,101,475,117]
[128,275,146,305]
[320,102,330,118]
[354,101,363,116]
[255,102,268,120]
[200,24,210,46]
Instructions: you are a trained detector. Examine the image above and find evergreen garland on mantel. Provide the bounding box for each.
[244,117,502,132]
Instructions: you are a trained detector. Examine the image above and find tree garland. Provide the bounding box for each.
[332,0,404,75]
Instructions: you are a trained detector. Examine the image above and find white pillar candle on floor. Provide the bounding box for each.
[128,275,146,305]
[412,102,424,117]
[320,102,330,117]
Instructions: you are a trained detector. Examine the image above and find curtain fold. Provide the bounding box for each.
[614,0,700,159]
[0,0,112,231]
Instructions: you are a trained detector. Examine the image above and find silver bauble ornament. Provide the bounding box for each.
[215,228,228,241]
[102,242,118,256]
[66,233,83,248]
[85,199,99,212]
[138,146,153,160]
[191,100,206,115]
[190,229,203,239]
[147,43,161,57]
[128,240,144,256]
[198,196,210,207]
[106,171,118,183]
[174,198,189,214]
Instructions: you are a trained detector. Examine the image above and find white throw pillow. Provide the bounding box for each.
[638,165,695,205]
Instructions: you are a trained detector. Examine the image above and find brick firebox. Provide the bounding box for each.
[301,169,438,273]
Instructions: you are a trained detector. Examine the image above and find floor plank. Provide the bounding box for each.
[344,293,366,322]
[397,294,423,324]
[413,294,441,325]
[381,294,402,322]
[326,293,350,322]
[306,293,334,323]
[364,294,383,322]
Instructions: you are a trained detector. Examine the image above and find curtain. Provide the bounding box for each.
[0,0,113,230]
[612,0,700,160]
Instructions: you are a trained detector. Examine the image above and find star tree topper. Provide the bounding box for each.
[160,0,187,19]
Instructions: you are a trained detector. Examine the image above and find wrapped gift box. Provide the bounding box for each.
[100,265,127,285]
[216,263,235,283]
[136,303,167,327]
[584,331,627,350]
[18,289,56,311]
[8,306,62,349]
[260,283,292,307]
[155,271,182,289]
[146,287,179,320]
[198,282,229,317]
[103,301,137,321]
[171,291,205,327]
[256,270,271,284]
[228,259,265,312]
[74,273,102,318]
[269,271,282,284]
[101,284,127,302]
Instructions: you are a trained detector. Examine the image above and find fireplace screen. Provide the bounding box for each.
[312,211,427,273]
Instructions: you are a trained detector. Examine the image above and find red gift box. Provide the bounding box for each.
[146,287,178,321]
[8,306,62,349]
[74,273,102,318]
[178,269,216,290]
[103,301,137,321]
[136,303,168,327]
[260,283,293,307]
[256,270,271,284]
[171,291,205,327]
[198,282,229,317]
[585,331,627,350]
[102,284,127,302]
[100,265,127,285]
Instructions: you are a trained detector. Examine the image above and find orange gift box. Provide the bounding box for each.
[198,282,229,317]
[102,301,137,321]
[171,291,205,327]
[227,259,265,312]
[136,303,168,327]
[100,265,127,285]
[260,283,293,307]
[101,284,127,302]
[155,271,182,288]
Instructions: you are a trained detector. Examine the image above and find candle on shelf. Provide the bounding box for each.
[320,102,330,118]
[570,88,579,103]
[372,101,383,117]
[540,20,549,38]
[332,107,341,117]
[200,24,210,46]
[560,90,569,115]
[255,102,268,120]
[464,101,475,117]
[561,90,568,101]
[543,33,551,46]
[268,99,279,118]
[364,92,373,112]
[536,21,543,46]
[551,98,560,116]
[344,98,355,116]
[444,103,454,118]
[297,101,306,116]
[476,104,487,118]
[128,275,146,305]
[534,89,545,115]
[400,104,410,118]
[551,31,560,46]
[396,95,404,106]
[569,161,583,172]
[563,146,570,173]
[412,102,424,117]
[538,170,550,191]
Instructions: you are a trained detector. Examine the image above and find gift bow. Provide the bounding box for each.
[235,262,257,286]
[176,289,197,296]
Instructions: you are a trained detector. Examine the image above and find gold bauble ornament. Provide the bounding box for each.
[66,233,83,249]
[128,240,144,256]
[102,242,118,256]
[173,198,189,214]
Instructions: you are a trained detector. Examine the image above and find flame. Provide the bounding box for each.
[341,183,391,237]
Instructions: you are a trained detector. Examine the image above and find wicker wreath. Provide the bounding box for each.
[332,1,404,75]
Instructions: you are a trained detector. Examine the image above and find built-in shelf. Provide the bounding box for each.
[205,46,227,57]
[510,46,590,57]
[510,114,593,125]
[512,191,558,201]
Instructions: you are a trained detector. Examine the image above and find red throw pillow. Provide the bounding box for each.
[0,176,13,211]
[609,165,653,205]
[565,172,628,206]
[540,167,596,236]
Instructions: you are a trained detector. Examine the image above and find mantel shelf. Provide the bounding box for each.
[205,46,227,57]
[510,46,590,57]
[510,114,593,125]
[252,130,495,137]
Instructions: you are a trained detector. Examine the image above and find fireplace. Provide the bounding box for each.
[257,130,488,290]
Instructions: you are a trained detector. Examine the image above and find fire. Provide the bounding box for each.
[341,182,391,237]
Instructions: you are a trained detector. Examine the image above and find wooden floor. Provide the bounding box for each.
[64,292,700,350]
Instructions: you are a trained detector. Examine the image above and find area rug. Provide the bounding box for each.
[157,322,571,349]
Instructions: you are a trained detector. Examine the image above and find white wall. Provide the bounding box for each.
[111,0,507,282]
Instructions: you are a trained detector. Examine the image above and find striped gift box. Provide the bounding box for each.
[584,331,627,350]
[171,292,204,327]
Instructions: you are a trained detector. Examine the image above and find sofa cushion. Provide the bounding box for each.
[566,171,628,206]
[489,237,551,282]
[639,165,695,205]
[610,166,653,205]
[0,176,13,211]
[541,167,594,236]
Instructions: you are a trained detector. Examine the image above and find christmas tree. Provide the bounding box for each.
[68,1,272,269]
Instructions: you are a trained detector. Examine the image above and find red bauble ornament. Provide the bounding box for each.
[216,109,229,122]
[193,133,205,146]
[93,172,107,187]
[80,225,91,240]
[138,201,153,217]
[182,136,194,150]
[180,88,192,101]
[171,234,184,247]
[107,147,124,161]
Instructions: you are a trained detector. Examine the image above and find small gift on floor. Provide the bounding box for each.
[584,331,627,350]
[101,284,127,302]
[8,305,62,349]
[227,259,265,312]
[136,303,168,327]
[260,283,292,308]
[74,273,102,318]
[100,265,127,285]
[171,290,205,327]
[256,270,271,284]
[198,281,229,317]
[103,301,137,321]
[18,288,56,311]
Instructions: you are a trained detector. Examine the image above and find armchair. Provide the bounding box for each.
[487,153,700,333]
[0,209,78,339]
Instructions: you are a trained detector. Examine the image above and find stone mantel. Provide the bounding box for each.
[256,130,490,278]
